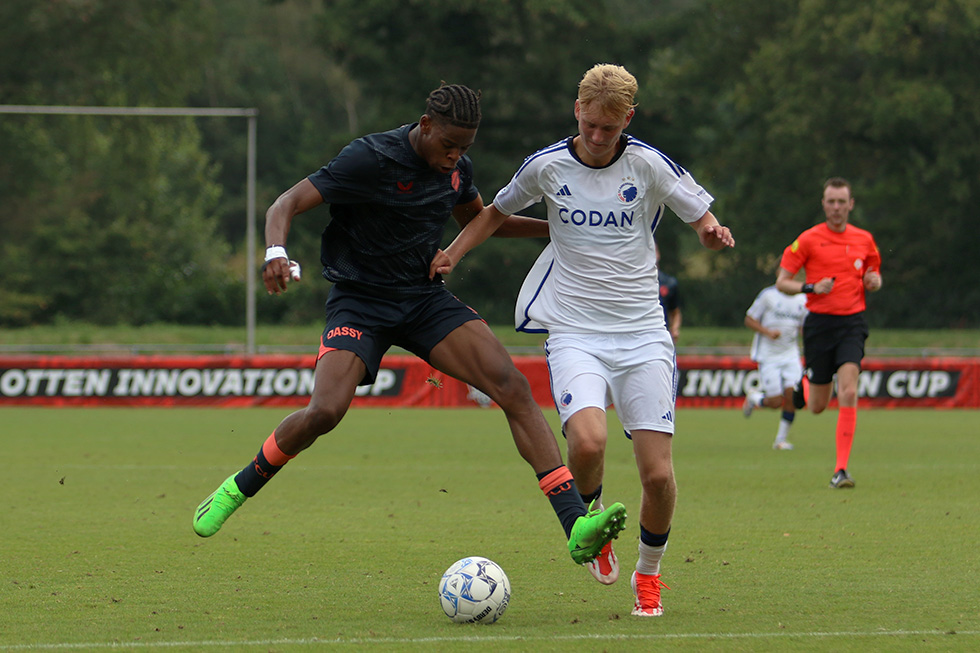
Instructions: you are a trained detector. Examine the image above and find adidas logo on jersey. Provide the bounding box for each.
[556,184,572,197]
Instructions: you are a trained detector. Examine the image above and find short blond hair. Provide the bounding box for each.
[578,64,638,117]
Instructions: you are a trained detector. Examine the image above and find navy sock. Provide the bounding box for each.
[234,446,284,497]
[781,410,795,423]
[640,524,670,548]
[537,466,586,538]
[579,483,603,507]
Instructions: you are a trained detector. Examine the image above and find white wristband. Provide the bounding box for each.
[265,245,288,262]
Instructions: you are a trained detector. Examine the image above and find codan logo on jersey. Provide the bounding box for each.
[557,207,635,228]
[553,180,638,228]
[396,181,414,194]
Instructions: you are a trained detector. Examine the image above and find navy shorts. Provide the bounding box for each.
[802,312,869,384]
[318,283,484,385]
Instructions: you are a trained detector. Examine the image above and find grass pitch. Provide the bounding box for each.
[1,406,978,652]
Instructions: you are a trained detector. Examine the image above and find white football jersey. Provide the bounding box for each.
[746,286,808,362]
[497,135,713,334]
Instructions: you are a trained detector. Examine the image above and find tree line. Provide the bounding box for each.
[2,0,977,329]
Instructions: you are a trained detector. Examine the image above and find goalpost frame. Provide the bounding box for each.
[0,105,262,355]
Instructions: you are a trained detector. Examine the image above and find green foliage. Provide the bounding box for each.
[0,115,239,325]
[0,1,240,326]
[650,0,980,327]
[0,0,213,105]
[2,0,979,327]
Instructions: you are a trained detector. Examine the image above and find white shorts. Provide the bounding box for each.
[545,330,677,435]
[757,356,804,398]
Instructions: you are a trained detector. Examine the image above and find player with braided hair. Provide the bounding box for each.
[426,83,482,128]
[193,83,627,567]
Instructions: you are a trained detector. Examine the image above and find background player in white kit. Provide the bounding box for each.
[431,64,734,617]
[742,285,808,450]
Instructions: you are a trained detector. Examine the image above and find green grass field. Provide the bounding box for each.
[1,407,978,652]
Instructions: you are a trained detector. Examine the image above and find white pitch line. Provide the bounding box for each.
[1,629,977,651]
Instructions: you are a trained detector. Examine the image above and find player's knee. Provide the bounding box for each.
[569,435,606,463]
[836,386,858,406]
[304,402,348,435]
[482,367,533,409]
[639,466,675,496]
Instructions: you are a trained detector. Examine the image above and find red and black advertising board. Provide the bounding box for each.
[1,355,976,409]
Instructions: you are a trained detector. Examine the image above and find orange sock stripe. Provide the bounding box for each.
[262,432,295,466]
[538,466,573,495]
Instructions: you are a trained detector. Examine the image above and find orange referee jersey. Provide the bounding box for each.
[780,223,881,316]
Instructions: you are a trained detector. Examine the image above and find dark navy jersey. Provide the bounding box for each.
[658,271,681,312]
[307,123,479,294]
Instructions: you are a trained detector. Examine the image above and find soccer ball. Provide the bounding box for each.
[438,556,511,624]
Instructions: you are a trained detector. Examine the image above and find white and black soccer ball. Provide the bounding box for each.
[438,556,511,624]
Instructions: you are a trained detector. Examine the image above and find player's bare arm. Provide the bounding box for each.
[668,308,682,342]
[430,203,513,279]
[452,196,549,239]
[775,267,834,295]
[745,314,779,340]
[263,178,323,295]
[690,210,734,250]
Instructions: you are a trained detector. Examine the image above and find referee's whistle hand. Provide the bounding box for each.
[814,277,835,294]
[863,270,882,292]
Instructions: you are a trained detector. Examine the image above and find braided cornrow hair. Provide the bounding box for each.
[425,84,482,129]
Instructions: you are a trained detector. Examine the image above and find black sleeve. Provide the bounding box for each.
[307,139,380,204]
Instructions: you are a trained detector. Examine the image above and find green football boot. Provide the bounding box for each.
[193,474,247,537]
[567,500,627,564]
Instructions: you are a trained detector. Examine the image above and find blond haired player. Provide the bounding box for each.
[432,64,734,617]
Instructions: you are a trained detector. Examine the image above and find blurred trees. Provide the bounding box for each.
[654,0,980,328]
[1,0,978,328]
[0,0,239,325]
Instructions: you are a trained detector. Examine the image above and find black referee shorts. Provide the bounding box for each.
[802,312,869,384]
[318,283,484,385]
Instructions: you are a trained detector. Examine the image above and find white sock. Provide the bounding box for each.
[775,418,791,443]
[636,540,667,576]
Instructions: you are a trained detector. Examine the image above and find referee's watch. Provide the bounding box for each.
[801,282,815,294]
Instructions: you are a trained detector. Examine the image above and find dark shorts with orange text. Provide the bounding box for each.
[317,282,484,385]
[802,312,869,385]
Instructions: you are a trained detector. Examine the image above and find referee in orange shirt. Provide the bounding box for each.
[776,177,882,488]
